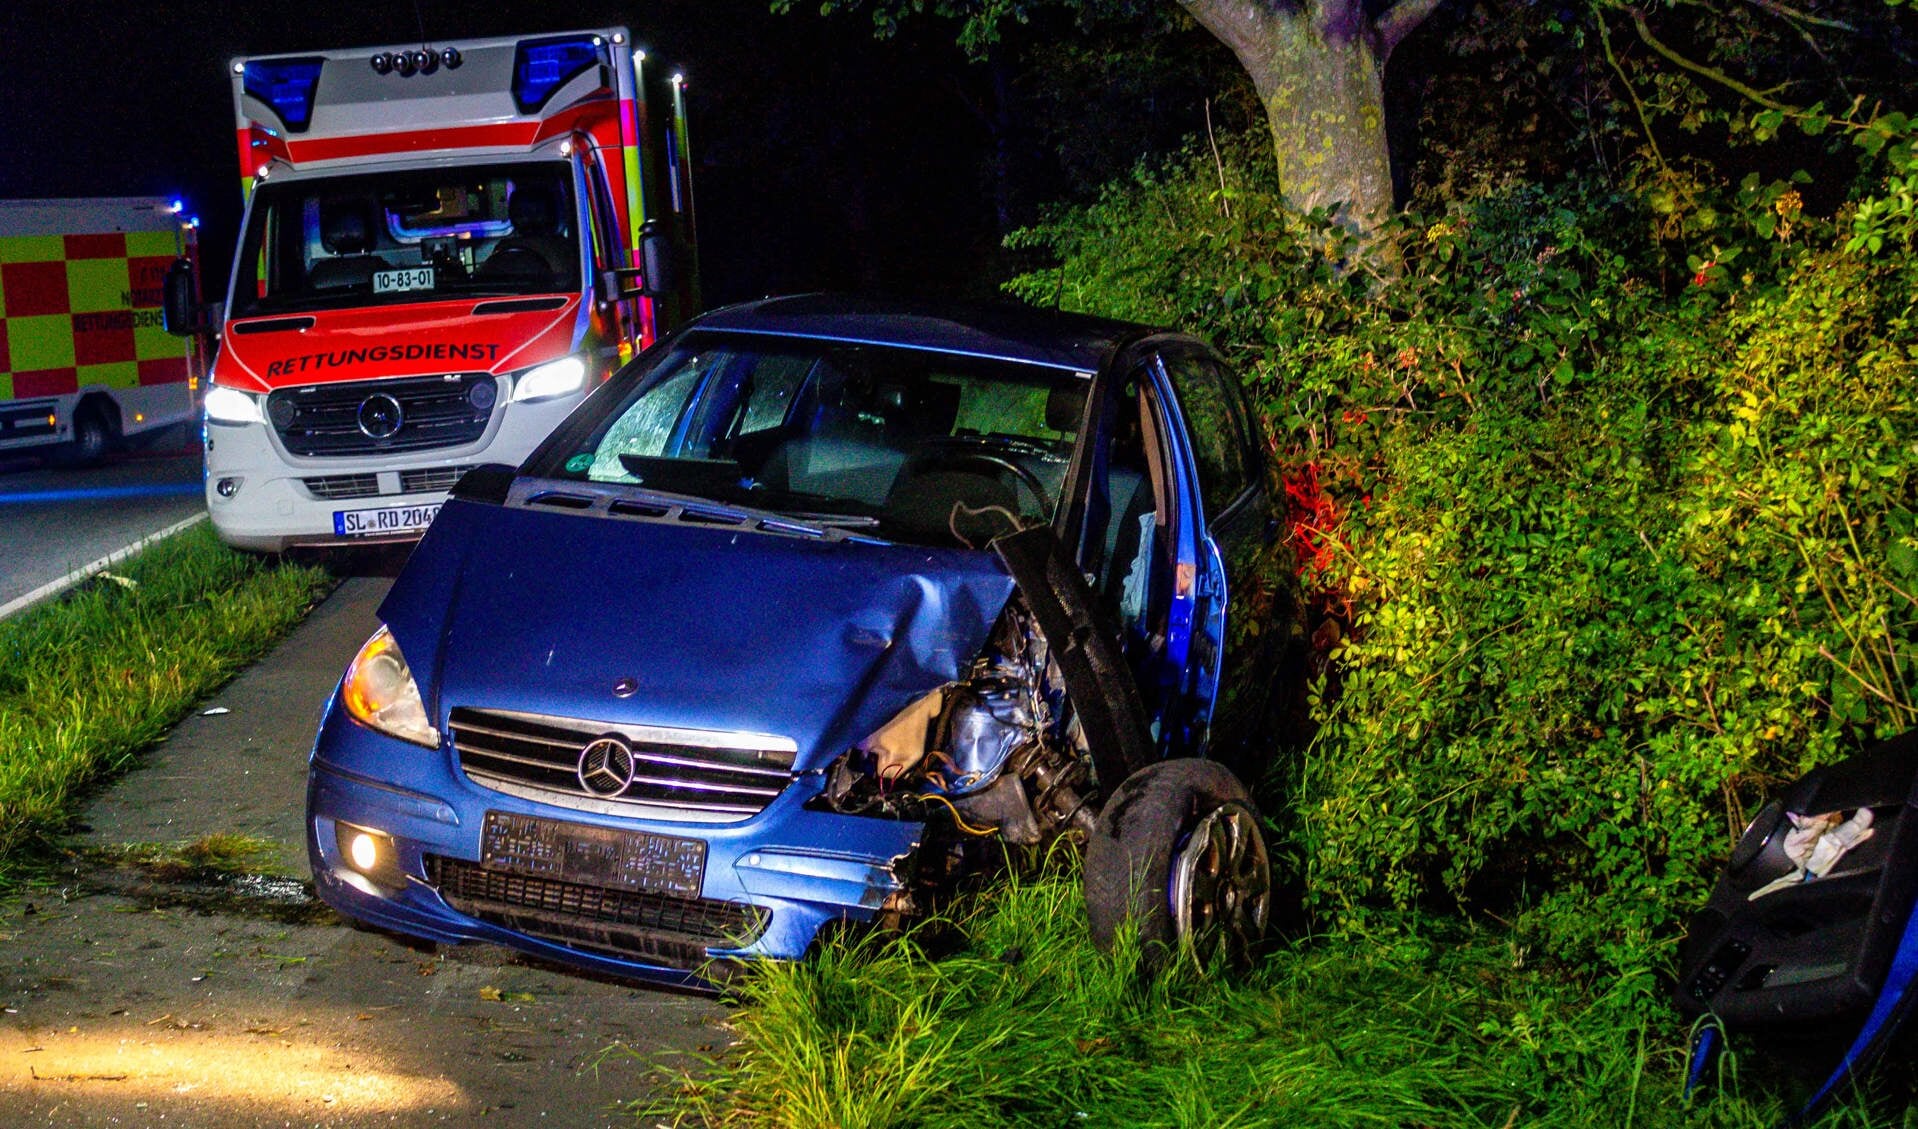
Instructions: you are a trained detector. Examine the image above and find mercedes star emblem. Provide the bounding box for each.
[577,736,637,798]
[356,392,405,439]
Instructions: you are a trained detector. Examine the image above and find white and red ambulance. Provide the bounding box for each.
[176,29,696,551]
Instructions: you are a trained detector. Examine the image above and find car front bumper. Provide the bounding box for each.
[306,697,925,988]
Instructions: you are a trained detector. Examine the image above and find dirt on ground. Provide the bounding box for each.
[0,575,728,1128]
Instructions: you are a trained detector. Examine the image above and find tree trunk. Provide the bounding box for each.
[1179,0,1440,237]
[1251,35,1392,230]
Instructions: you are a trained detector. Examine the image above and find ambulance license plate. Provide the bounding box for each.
[333,503,440,537]
[373,267,436,294]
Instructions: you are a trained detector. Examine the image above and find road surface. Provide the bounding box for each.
[0,432,206,614]
[0,571,726,1127]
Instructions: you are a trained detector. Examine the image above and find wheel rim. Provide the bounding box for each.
[77,418,105,460]
[1169,800,1270,959]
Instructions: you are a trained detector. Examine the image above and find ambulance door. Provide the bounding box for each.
[579,147,639,371]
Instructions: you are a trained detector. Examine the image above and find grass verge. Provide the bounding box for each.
[635,867,1904,1128]
[0,523,329,885]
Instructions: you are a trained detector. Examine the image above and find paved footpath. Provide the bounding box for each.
[0,574,726,1128]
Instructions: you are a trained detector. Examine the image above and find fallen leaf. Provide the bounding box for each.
[478,986,503,1001]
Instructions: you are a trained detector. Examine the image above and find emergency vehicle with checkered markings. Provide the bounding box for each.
[171,29,697,551]
[0,198,207,463]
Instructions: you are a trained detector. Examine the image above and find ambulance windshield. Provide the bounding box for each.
[231,160,583,316]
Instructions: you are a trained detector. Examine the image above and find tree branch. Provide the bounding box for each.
[1629,10,1797,112]
[1736,0,1855,33]
[1376,0,1446,60]
[1597,12,1666,169]
[1173,0,1281,65]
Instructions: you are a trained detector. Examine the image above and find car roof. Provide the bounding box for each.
[684,294,1162,373]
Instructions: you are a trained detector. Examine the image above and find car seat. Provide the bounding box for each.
[307,201,387,290]
[479,183,577,283]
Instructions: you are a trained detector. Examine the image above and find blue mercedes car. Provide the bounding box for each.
[306,295,1306,986]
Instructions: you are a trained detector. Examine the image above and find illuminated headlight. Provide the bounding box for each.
[510,356,587,403]
[340,625,440,749]
[204,385,264,425]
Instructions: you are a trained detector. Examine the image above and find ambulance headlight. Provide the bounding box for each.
[510,356,587,404]
[204,386,265,425]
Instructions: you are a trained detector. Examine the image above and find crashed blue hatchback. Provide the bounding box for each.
[306,295,1306,986]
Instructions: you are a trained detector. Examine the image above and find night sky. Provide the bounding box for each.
[0,0,1015,307]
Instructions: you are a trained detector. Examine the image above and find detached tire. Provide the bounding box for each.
[1085,758,1271,963]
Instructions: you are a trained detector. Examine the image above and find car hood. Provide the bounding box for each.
[214,296,584,393]
[379,497,1018,772]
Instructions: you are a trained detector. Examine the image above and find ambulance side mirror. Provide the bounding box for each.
[162,258,198,337]
[638,222,676,299]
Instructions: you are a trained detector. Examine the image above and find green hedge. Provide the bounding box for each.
[1006,137,1918,970]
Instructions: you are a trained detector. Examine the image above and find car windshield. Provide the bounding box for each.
[526,332,1090,549]
[230,160,581,317]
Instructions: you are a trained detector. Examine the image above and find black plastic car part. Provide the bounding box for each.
[449,462,516,504]
[1676,728,1918,1118]
[990,525,1156,792]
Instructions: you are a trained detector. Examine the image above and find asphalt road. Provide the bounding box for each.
[0,571,725,1127]
[0,430,207,613]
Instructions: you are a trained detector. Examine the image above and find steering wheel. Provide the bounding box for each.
[478,243,556,279]
[903,447,1050,516]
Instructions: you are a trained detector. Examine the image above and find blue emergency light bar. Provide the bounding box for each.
[243,57,325,133]
[512,36,604,114]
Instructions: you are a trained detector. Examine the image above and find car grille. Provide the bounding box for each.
[426,856,768,968]
[269,374,496,457]
[449,707,796,819]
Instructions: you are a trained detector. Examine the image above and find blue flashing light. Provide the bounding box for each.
[512,36,603,114]
[243,57,325,133]
[169,198,184,214]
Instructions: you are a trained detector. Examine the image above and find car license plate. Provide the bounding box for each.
[373,267,436,294]
[479,812,706,897]
[333,503,440,537]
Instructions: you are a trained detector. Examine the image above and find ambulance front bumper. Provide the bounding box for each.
[203,389,583,553]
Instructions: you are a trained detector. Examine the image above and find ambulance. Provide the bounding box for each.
[171,29,698,551]
[1,197,207,463]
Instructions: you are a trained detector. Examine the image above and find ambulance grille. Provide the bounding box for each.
[269,374,497,457]
[399,465,475,494]
[303,473,381,500]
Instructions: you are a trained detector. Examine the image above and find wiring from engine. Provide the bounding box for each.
[920,792,999,836]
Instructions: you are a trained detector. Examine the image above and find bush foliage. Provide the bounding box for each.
[1006,131,1918,970]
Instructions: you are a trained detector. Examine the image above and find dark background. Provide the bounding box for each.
[0,0,1039,307]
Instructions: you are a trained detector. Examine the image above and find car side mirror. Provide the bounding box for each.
[161,258,198,336]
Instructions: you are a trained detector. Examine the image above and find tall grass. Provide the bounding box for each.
[0,523,329,882]
[638,867,1900,1128]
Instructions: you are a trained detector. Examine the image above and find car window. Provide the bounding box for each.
[528,332,1090,550]
[1157,351,1253,515]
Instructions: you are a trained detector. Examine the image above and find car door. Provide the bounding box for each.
[1154,342,1298,762]
[1057,338,1214,755]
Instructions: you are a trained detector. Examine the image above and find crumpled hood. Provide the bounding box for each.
[379,497,1017,771]
[215,296,583,392]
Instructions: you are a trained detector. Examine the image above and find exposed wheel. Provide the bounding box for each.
[1084,758,1271,963]
[63,408,112,467]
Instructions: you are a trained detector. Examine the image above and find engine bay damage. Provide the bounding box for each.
[811,526,1161,907]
